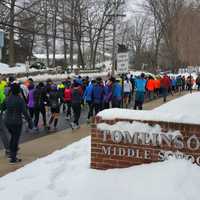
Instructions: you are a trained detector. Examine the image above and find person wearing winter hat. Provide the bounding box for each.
[47,84,62,131]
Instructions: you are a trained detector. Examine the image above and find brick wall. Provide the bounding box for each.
[91,116,200,170]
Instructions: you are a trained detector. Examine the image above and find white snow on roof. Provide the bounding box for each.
[33,54,78,60]
[98,92,200,124]
[0,137,200,200]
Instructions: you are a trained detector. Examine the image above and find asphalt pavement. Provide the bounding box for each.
[0,104,89,150]
[0,91,189,150]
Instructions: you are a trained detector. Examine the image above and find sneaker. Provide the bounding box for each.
[65,116,70,120]
[5,149,11,157]
[87,118,91,124]
[33,126,39,131]
[70,122,76,129]
[9,158,22,164]
[73,124,80,130]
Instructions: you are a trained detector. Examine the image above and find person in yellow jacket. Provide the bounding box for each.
[0,76,9,156]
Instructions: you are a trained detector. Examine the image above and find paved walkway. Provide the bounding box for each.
[0,91,189,177]
[0,125,90,177]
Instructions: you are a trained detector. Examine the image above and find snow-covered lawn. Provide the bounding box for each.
[0,63,48,75]
[1,93,200,199]
[98,92,200,124]
[0,137,200,200]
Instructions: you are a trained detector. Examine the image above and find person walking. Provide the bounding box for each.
[47,85,61,131]
[196,74,200,91]
[71,81,83,129]
[64,83,72,120]
[134,73,147,110]
[92,78,104,115]
[83,80,95,122]
[146,76,155,101]
[111,78,122,108]
[0,79,10,156]
[27,83,35,119]
[33,82,48,131]
[160,74,171,102]
[103,80,112,110]
[4,83,33,164]
[123,77,132,108]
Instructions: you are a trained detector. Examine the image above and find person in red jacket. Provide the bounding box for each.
[160,74,171,102]
[64,83,72,120]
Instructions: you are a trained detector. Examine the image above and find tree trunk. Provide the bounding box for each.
[70,0,74,70]
[52,0,58,68]
[103,29,106,62]
[9,0,16,67]
[44,0,50,68]
[62,0,67,65]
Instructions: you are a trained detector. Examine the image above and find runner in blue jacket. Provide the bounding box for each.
[134,73,147,110]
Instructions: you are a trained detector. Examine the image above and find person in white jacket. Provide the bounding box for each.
[123,77,132,108]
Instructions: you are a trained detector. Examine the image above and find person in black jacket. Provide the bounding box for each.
[33,82,48,131]
[4,83,33,164]
[47,85,61,130]
[71,81,83,129]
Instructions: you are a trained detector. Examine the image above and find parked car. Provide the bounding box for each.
[30,62,46,70]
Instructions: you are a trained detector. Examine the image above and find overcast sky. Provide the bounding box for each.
[125,0,146,20]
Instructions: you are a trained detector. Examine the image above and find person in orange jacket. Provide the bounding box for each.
[154,78,161,97]
[146,76,155,100]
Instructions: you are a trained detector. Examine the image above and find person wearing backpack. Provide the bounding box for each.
[33,82,48,131]
[47,84,61,131]
[71,81,83,129]
[4,83,33,164]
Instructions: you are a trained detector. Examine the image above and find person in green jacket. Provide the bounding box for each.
[0,78,10,156]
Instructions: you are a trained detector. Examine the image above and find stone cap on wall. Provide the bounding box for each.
[97,93,200,125]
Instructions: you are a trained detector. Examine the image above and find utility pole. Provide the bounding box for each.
[112,0,117,76]
[111,0,126,76]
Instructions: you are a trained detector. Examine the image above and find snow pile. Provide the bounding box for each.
[0,137,200,200]
[0,62,9,69]
[129,70,156,78]
[98,92,200,124]
[97,121,181,139]
[0,63,48,75]
[19,72,109,82]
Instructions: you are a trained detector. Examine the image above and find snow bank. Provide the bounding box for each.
[0,63,47,75]
[0,137,200,200]
[98,92,200,124]
[97,121,181,140]
[19,72,109,82]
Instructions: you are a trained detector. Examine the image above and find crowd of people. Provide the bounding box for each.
[0,72,197,164]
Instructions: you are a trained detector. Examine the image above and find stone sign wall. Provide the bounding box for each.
[91,116,200,170]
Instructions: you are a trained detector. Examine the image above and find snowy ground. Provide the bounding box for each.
[0,137,200,200]
[0,63,49,75]
[19,72,109,82]
[1,93,200,199]
[98,92,200,124]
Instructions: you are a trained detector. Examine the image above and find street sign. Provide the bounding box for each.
[0,31,4,48]
[117,52,129,74]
